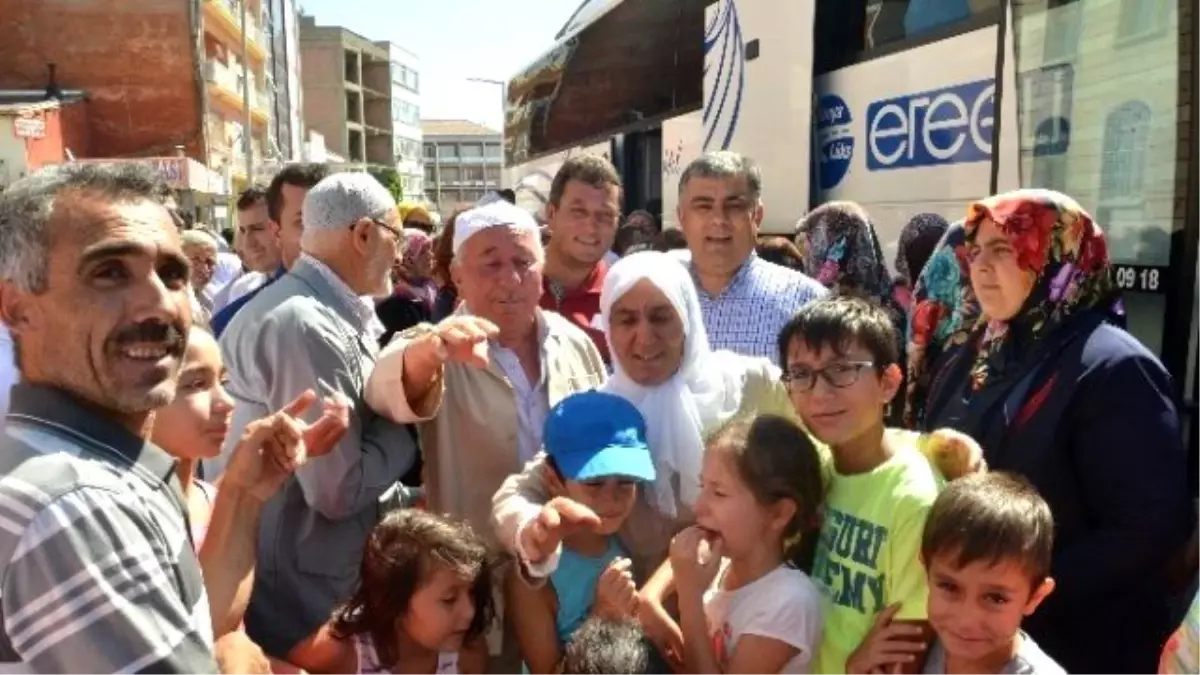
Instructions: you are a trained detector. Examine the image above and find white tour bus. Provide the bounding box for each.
[504,0,1196,450]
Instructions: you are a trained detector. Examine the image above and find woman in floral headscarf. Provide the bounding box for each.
[796,201,897,299]
[893,212,950,309]
[393,228,438,310]
[908,188,1190,674]
[902,220,973,429]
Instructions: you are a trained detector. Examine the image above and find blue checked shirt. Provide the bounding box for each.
[686,252,828,363]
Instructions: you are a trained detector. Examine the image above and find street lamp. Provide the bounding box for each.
[466,77,506,192]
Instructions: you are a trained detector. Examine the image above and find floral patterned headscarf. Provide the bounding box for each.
[904,189,1118,427]
[401,228,433,275]
[903,221,975,428]
[395,228,437,309]
[797,201,897,301]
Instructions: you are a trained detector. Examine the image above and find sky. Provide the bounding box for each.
[297,0,577,131]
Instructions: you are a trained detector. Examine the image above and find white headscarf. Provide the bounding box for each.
[599,251,747,516]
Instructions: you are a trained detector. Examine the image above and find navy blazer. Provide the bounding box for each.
[926,313,1191,673]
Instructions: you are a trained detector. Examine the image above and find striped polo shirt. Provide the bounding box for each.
[0,383,216,673]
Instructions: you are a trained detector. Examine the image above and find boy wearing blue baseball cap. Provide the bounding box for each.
[507,391,657,674]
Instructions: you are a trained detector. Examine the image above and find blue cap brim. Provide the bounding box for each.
[559,443,657,483]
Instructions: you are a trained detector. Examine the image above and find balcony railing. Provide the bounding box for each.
[204,0,267,58]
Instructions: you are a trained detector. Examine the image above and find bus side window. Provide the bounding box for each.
[868,0,911,48]
[813,0,868,74]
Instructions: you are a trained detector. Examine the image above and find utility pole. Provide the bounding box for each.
[466,77,506,186]
[240,0,253,182]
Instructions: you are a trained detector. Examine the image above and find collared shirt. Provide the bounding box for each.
[211,264,286,337]
[0,324,17,416]
[212,269,266,314]
[540,261,609,363]
[490,320,551,464]
[300,254,386,343]
[0,383,215,672]
[688,252,827,362]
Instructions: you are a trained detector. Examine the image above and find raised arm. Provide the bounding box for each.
[493,454,602,579]
[263,312,415,520]
[366,317,500,424]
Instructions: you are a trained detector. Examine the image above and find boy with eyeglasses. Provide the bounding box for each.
[777,297,972,674]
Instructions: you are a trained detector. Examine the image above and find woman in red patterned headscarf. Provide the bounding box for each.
[908,188,1189,675]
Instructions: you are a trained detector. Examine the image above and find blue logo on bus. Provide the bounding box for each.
[816,94,854,190]
[866,78,995,171]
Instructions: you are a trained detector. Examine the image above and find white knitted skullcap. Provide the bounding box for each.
[302,172,397,231]
[452,200,539,255]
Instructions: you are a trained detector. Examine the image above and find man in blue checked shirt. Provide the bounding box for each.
[673,151,827,362]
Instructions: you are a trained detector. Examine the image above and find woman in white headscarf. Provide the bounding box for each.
[492,250,795,581]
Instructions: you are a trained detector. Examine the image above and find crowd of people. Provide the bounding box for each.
[0,149,1193,674]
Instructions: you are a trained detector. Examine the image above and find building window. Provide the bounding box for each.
[460,144,483,159]
[1117,0,1169,41]
[485,143,502,159]
[424,166,437,182]
[1010,0,1181,354]
[463,166,484,183]
[424,143,436,159]
[1041,0,1084,62]
[1099,101,1151,200]
[441,167,461,182]
[438,145,458,160]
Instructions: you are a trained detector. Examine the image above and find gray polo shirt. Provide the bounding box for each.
[0,383,216,673]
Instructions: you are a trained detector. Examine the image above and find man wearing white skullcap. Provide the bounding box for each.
[216,171,418,662]
[365,198,606,539]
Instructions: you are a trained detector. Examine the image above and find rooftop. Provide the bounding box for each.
[421,119,500,137]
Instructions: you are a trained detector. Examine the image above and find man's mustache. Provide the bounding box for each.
[111,320,187,353]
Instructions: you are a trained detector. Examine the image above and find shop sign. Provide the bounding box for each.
[13,114,45,139]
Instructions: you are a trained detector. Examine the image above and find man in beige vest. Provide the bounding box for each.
[364,200,606,539]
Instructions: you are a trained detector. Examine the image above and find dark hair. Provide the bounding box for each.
[777,296,899,371]
[707,415,825,573]
[0,162,172,293]
[330,510,498,667]
[561,618,652,674]
[756,236,806,273]
[433,206,471,292]
[236,185,267,211]
[613,222,654,257]
[652,228,688,252]
[265,163,329,222]
[497,188,516,204]
[921,472,1054,587]
[549,155,622,207]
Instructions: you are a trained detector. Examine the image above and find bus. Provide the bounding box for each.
[503,0,1197,440]
[503,0,709,220]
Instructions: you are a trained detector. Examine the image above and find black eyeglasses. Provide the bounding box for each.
[780,360,875,392]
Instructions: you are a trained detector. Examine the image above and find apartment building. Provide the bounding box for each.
[422,119,503,213]
[0,0,285,197]
[299,15,423,197]
[264,0,305,164]
[386,43,424,201]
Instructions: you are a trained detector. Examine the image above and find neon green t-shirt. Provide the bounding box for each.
[812,431,945,674]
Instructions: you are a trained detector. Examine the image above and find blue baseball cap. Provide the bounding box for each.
[543,391,656,483]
